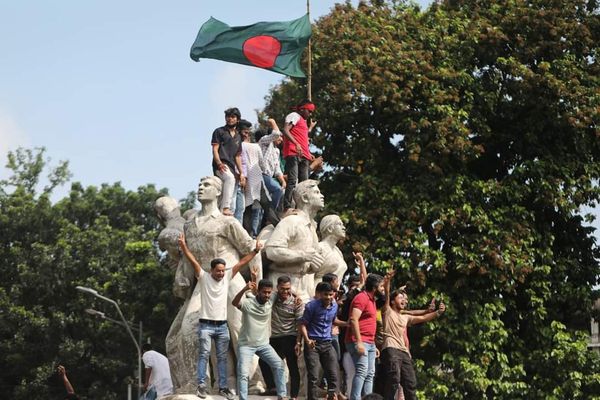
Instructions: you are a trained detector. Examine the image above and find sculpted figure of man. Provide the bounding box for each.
[165,176,260,394]
[313,215,348,292]
[264,179,325,303]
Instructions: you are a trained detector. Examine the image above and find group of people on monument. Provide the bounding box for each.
[149,100,447,400]
[210,101,323,237]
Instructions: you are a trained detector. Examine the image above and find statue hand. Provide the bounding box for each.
[310,251,325,271]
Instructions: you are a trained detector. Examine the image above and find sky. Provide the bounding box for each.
[0,0,431,202]
[0,0,597,238]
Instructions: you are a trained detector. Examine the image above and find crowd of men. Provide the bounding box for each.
[176,229,445,400]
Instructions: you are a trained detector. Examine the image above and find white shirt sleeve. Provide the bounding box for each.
[285,112,301,126]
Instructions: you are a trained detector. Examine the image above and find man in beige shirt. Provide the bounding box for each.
[380,271,446,400]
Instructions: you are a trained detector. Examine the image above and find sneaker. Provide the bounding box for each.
[196,385,208,399]
[219,387,236,400]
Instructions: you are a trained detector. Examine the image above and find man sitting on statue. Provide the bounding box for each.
[177,233,262,400]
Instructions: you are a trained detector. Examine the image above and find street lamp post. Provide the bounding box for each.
[76,286,142,399]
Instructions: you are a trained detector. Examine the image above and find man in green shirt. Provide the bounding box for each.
[232,279,288,400]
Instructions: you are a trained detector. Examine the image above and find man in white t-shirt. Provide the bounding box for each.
[142,343,174,398]
[178,232,261,400]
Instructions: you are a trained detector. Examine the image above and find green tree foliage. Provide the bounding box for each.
[0,147,177,399]
[264,0,600,398]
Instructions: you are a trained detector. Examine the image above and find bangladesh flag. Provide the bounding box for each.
[190,14,311,78]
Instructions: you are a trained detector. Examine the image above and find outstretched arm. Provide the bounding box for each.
[231,239,263,278]
[408,301,446,325]
[382,269,396,315]
[178,233,202,278]
[57,365,75,395]
[403,297,437,316]
[232,280,256,309]
[353,252,368,287]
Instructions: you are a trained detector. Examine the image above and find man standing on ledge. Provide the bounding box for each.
[232,278,288,400]
[212,107,245,216]
[346,273,385,400]
[282,99,317,210]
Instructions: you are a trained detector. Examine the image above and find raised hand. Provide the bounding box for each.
[429,297,436,312]
[177,233,187,251]
[438,301,446,314]
[353,251,364,266]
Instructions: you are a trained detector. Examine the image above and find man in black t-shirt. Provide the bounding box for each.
[211,107,245,216]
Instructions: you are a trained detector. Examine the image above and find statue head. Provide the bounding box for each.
[292,179,324,211]
[154,196,180,224]
[197,176,223,203]
[320,214,346,240]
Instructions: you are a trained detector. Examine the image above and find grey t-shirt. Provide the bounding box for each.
[271,294,304,338]
[238,296,273,347]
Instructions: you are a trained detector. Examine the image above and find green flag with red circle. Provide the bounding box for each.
[190,14,311,78]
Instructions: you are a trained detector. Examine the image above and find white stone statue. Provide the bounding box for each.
[264,179,325,303]
[165,176,261,394]
[313,214,348,291]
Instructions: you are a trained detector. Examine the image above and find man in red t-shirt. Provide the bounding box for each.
[282,99,317,210]
[345,273,385,400]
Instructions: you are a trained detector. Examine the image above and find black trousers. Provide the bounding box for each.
[283,156,310,209]
[381,347,417,400]
[304,339,339,400]
[259,335,300,398]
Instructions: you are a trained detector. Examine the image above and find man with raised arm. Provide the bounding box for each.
[57,365,80,400]
[232,278,288,400]
[178,233,262,399]
[380,271,446,400]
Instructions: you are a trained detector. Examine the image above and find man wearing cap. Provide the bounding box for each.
[212,107,245,216]
[282,99,317,210]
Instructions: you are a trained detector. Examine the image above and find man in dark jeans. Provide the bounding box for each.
[380,271,446,400]
[259,275,304,400]
[298,282,347,400]
[282,100,316,210]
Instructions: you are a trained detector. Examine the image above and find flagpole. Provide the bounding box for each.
[306,0,312,101]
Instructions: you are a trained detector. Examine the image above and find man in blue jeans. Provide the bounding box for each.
[178,234,261,400]
[233,278,288,400]
[345,274,385,400]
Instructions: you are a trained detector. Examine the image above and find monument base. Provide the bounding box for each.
[161,396,282,400]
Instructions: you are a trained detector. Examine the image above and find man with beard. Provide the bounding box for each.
[345,274,385,400]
